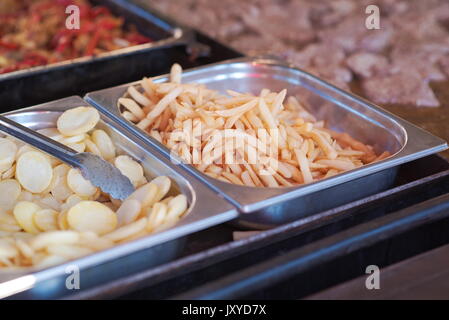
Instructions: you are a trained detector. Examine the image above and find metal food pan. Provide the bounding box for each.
[0,96,237,299]
[85,57,448,229]
[0,0,201,109]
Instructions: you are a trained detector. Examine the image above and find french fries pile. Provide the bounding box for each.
[0,106,188,269]
[119,64,390,188]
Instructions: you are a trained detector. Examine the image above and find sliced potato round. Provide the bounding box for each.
[128,182,158,208]
[0,210,21,232]
[84,138,102,156]
[0,179,21,210]
[150,176,172,202]
[13,201,41,234]
[34,209,58,232]
[66,142,86,153]
[57,106,100,136]
[57,210,69,230]
[61,194,85,212]
[91,129,116,160]
[46,244,93,259]
[114,155,144,186]
[16,151,53,193]
[0,239,18,259]
[166,194,188,220]
[37,128,62,140]
[30,230,79,250]
[36,195,62,211]
[0,138,17,173]
[146,202,167,231]
[116,199,142,226]
[67,168,98,197]
[104,217,147,242]
[15,238,34,259]
[50,164,73,201]
[17,191,33,202]
[1,164,15,179]
[67,201,117,235]
[61,133,87,144]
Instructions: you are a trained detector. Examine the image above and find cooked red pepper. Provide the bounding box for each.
[0,41,18,50]
[85,29,102,56]
[0,0,152,74]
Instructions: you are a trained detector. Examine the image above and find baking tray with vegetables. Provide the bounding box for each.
[0,0,201,109]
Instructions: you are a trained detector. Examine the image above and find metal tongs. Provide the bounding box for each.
[0,115,135,200]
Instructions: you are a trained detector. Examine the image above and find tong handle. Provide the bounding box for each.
[0,114,80,168]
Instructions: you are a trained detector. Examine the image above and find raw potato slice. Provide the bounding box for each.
[104,217,147,242]
[0,179,21,210]
[61,194,84,212]
[61,134,87,144]
[15,238,34,259]
[150,176,171,202]
[16,151,53,193]
[85,138,102,156]
[37,195,61,211]
[0,210,21,232]
[91,130,116,160]
[146,202,167,231]
[13,201,41,234]
[17,191,33,202]
[0,239,18,259]
[78,231,114,250]
[67,201,117,235]
[66,142,86,153]
[37,128,61,140]
[51,164,73,201]
[0,138,17,173]
[166,194,188,220]
[57,106,100,136]
[128,182,158,208]
[1,164,15,179]
[30,230,80,250]
[58,210,69,230]
[34,209,58,232]
[116,199,142,226]
[114,155,144,186]
[67,168,98,197]
[46,244,93,259]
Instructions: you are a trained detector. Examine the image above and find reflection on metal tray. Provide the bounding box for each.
[0,0,201,110]
[85,56,448,229]
[0,96,237,299]
[61,155,449,299]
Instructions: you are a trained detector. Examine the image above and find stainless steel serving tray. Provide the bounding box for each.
[0,96,237,299]
[85,57,448,229]
[0,0,193,82]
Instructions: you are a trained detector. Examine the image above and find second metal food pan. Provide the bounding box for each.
[0,0,198,109]
[85,57,448,229]
[0,96,237,299]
